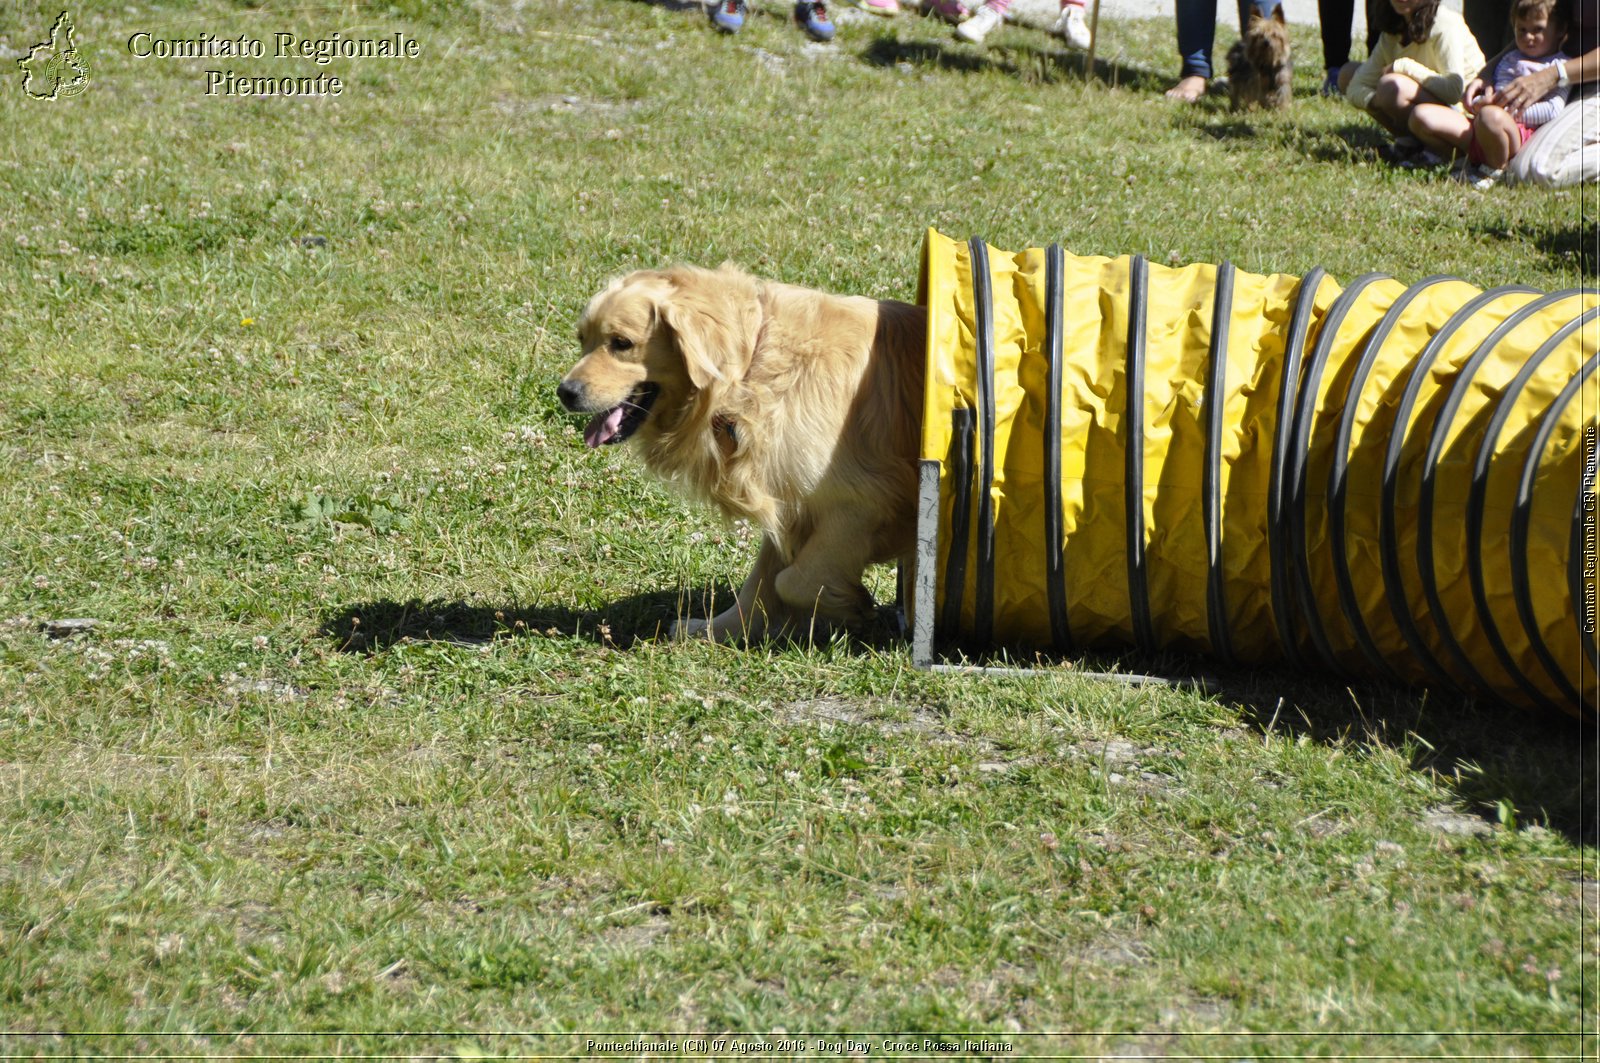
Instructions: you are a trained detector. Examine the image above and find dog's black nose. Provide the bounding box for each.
[557,379,583,411]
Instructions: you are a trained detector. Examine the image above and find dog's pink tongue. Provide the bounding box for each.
[584,405,626,448]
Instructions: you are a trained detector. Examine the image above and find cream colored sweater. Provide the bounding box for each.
[1346,7,1486,112]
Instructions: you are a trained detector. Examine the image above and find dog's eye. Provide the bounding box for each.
[610,336,634,351]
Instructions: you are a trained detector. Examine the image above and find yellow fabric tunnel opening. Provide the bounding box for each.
[914,229,1600,716]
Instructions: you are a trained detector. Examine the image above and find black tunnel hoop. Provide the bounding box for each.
[1416,290,1585,699]
[1378,285,1540,693]
[1125,255,1156,655]
[1512,350,1600,705]
[1467,307,1600,713]
[1043,243,1075,654]
[1327,275,1456,684]
[1268,267,1327,668]
[1287,272,1390,675]
[941,408,974,641]
[1204,262,1236,666]
[969,237,997,649]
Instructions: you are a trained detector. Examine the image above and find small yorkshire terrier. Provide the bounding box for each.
[1226,4,1292,111]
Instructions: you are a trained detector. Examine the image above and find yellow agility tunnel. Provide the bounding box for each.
[907,229,1600,716]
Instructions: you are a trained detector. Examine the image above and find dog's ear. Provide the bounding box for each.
[658,266,762,390]
[1271,4,1285,23]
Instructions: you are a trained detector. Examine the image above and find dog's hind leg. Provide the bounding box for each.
[772,518,879,636]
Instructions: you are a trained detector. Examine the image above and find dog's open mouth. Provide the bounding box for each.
[583,383,660,448]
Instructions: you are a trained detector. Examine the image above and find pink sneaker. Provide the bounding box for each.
[858,0,902,15]
[923,0,969,21]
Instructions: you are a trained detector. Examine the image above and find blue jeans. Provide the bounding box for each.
[1177,0,1273,80]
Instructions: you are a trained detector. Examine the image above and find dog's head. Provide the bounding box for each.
[1245,4,1290,60]
[558,265,761,448]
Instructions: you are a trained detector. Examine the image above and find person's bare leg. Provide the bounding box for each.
[1409,100,1471,156]
[1474,104,1521,168]
[1368,72,1423,137]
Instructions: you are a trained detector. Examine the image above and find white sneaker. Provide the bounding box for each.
[1051,4,1091,48]
[1470,164,1505,191]
[955,2,1004,42]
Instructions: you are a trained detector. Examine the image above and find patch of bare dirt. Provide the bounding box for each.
[776,697,948,738]
[602,914,671,950]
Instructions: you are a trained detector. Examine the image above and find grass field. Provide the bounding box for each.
[1,0,1596,1057]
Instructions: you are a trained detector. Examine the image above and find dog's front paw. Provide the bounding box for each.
[669,617,710,640]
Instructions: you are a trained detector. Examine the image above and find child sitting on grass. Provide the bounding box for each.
[1452,0,1574,188]
[1338,0,1485,167]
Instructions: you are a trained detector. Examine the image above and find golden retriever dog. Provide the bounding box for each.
[558,264,926,642]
